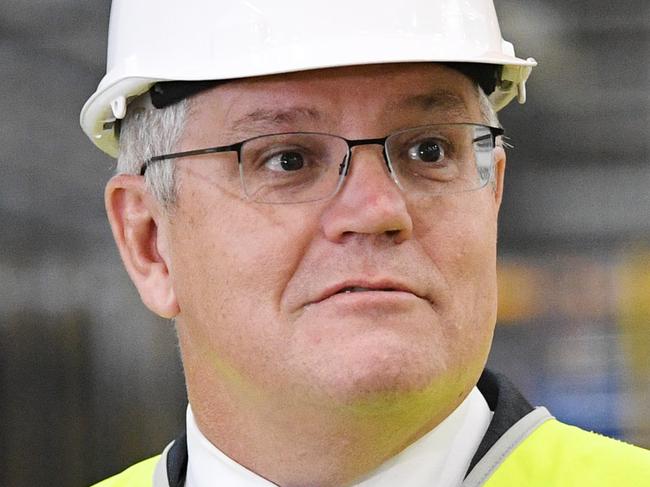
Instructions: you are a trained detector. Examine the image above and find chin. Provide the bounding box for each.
[302,331,457,407]
[285,309,492,409]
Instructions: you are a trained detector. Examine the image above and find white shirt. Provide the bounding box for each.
[185,388,492,487]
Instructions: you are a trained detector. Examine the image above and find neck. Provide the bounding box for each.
[189,380,468,487]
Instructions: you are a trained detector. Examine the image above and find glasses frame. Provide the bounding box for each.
[140,123,504,202]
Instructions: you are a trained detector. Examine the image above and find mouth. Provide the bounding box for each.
[336,286,399,294]
[310,280,424,305]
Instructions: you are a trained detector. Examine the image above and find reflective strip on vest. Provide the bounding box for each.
[481,419,650,486]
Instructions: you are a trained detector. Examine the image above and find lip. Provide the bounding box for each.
[310,278,426,305]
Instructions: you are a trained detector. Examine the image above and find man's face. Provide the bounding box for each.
[165,64,504,413]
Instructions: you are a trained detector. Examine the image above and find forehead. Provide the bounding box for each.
[187,63,482,138]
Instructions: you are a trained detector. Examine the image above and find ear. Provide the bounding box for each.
[105,174,180,318]
[493,146,506,210]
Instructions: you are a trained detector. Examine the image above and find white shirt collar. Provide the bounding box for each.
[185,388,492,487]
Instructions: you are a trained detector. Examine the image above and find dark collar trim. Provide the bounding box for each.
[167,432,187,487]
[467,369,534,475]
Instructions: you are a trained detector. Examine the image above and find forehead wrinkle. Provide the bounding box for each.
[228,106,326,136]
[391,90,472,120]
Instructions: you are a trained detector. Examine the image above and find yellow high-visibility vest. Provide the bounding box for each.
[475,418,650,486]
[92,416,650,486]
[90,456,158,487]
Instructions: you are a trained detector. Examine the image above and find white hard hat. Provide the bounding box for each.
[81,0,536,157]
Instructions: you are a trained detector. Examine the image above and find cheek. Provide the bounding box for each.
[169,184,322,372]
[413,196,498,349]
[415,194,497,272]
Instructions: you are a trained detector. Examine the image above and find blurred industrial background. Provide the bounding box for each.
[1,0,649,485]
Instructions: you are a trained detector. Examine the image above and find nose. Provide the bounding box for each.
[320,145,413,243]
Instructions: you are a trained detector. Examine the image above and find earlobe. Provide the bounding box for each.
[105,174,180,318]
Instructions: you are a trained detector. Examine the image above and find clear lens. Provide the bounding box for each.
[386,124,495,196]
[240,133,349,203]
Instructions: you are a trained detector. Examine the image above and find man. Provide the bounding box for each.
[81,1,650,485]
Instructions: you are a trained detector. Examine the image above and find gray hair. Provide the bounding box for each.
[116,95,189,206]
[115,85,499,206]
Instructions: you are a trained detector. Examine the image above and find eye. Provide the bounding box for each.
[407,139,444,163]
[265,151,305,171]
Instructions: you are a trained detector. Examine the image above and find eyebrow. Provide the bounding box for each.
[229,106,324,134]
